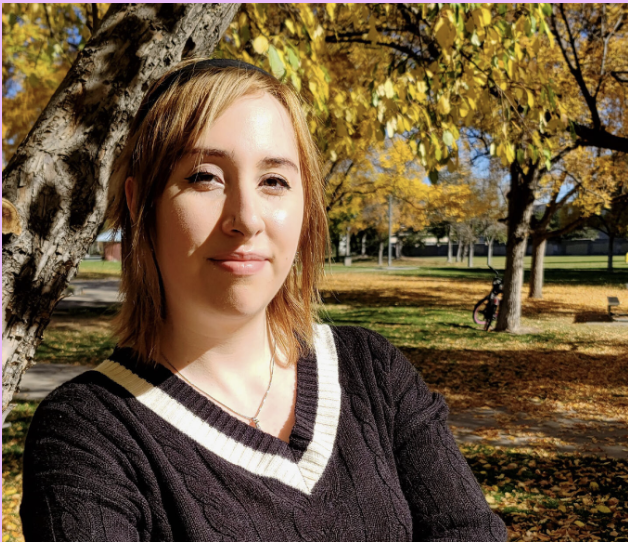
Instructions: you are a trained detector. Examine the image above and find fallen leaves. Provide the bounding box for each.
[464,446,628,541]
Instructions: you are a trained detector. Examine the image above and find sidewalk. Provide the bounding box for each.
[57,279,122,310]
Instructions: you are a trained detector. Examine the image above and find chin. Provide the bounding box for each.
[204,285,276,319]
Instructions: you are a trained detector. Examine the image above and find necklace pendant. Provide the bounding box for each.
[252,417,261,430]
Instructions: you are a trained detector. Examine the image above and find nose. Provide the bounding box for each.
[221,181,265,239]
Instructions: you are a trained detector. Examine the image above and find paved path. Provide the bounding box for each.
[449,408,628,460]
[56,279,122,309]
[14,363,627,459]
[14,363,91,401]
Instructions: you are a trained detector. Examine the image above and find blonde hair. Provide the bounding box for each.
[107,59,328,367]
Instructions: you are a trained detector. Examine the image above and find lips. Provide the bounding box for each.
[208,252,269,275]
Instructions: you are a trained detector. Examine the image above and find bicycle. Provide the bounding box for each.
[472,266,503,331]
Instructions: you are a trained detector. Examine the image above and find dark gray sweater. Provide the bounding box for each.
[21,325,507,541]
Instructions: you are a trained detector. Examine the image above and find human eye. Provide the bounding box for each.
[260,175,291,192]
[184,171,222,187]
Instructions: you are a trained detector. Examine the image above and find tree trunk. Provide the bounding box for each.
[608,234,615,272]
[496,161,539,332]
[378,241,384,267]
[456,241,463,262]
[467,241,474,268]
[529,236,547,299]
[395,237,402,259]
[361,233,367,256]
[1,3,240,413]
[462,243,469,261]
[447,225,453,263]
[487,237,494,267]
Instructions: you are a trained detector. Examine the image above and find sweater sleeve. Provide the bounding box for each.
[20,385,149,542]
[376,333,507,542]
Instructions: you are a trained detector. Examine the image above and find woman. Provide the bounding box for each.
[21,59,507,542]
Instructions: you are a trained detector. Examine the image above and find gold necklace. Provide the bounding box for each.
[161,340,276,430]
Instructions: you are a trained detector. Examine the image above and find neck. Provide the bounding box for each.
[159,307,275,402]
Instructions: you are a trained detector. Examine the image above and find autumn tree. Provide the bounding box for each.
[527,149,626,297]
[2,3,110,163]
[585,154,628,272]
[2,3,240,415]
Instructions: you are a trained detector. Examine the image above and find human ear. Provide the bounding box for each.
[124,177,137,223]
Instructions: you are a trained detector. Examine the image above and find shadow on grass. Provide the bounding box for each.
[388,266,628,286]
[463,446,628,541]
[321,285,587,319]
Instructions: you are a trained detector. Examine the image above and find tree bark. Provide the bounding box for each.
[608,234,615,272]
[467,241,474,268]
[456,241,463,262]
[447,225,453,263]
[462,242,469,261]
[378,240,384,267]
[495,161,539,332]
[529,236,547,299]
[487,237,494,267]
[1,3,241,413]
[361,233,367,256]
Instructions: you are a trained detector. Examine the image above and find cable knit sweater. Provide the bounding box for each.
[21,324,507,541]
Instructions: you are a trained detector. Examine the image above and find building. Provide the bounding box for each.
[94,229,122,261]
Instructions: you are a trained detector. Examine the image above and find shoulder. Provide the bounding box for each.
[320,323,400,365]
[24,358,138,461]
[317,324,417,391]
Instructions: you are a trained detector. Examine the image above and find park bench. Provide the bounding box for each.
[607,296,627,321]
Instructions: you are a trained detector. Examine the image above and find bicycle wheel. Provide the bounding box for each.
[484,303,499,331]
[472,296,490,326]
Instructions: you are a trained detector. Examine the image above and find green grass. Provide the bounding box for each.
[326,255,628,285]
[319,304,569,350]
[35,328,117,365]
[2,401,40,540]
[35,306,119,366]
[76,259,121,280]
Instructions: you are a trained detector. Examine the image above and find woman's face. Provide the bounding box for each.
[153,92,304,323]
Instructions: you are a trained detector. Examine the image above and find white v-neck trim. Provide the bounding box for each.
[94,324,341,495]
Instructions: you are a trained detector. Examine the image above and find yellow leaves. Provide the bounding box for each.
[480,8,492,27]
[285,19,295,35]
[336,119,348,138]
[326,3,336,22]
[267,45,285,78]
[589,481,600,491]
[504,143,515,164]
[384,79,395,99]
[526,88,535,108]
[596,504,612,514]
[437,95,451,116]
[252,35,269,54]
[367,17,379,44]
[434,16,456,51]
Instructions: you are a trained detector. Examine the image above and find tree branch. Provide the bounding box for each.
[551,6,602,130]
[572,123,628,154]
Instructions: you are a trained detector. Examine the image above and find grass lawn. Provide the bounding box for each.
[328,255,628,286]
[76,259,121,280]
[4,266,628,541]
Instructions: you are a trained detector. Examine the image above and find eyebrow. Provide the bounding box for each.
[186,147,299,173]
[257,157,300,174]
